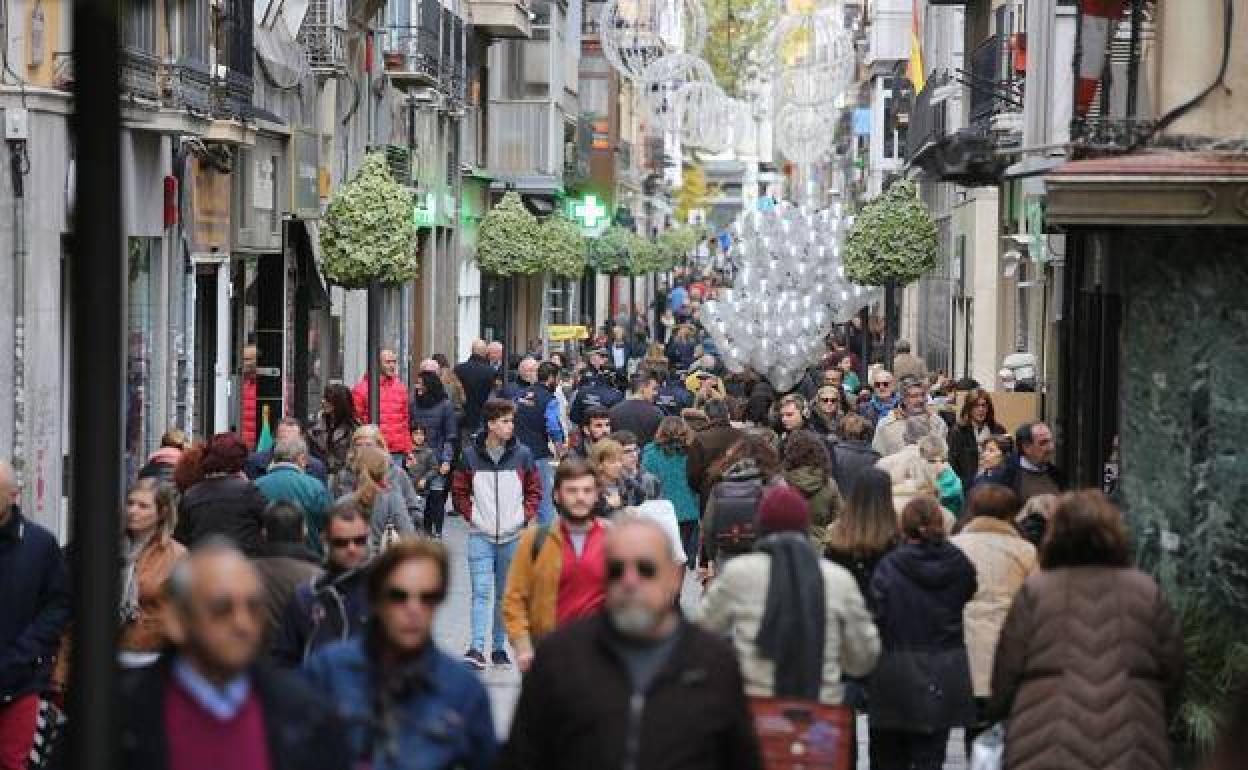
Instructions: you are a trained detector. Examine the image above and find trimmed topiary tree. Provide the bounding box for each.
[843,178,939,287]
[539,215,588,279]
[843,178,939,367]
[588,225,635,274]
[319,153,418,289]
[478,191,543,275]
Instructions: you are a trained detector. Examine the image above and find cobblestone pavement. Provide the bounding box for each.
[431,514,968,768]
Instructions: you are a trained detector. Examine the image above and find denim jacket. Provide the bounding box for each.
[302,634,498,770]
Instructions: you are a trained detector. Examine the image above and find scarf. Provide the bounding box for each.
[755,532,826,700]
[119,532,154,624]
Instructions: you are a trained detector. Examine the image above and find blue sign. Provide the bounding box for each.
[853,108,872,137]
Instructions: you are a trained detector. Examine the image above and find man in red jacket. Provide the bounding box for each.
[240,345,259,449]
[352,349,413,464]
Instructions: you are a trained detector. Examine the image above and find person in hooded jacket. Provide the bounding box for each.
[701,433,782,574]
[868,496,977,770]
[702,485,879,705]
[408,364,458,537]
[781,430,843,541]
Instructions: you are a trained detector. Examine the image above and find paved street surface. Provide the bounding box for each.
[432,513,967,768]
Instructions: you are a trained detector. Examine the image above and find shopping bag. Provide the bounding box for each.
[969,722,1005,770]
[749,697,853,770]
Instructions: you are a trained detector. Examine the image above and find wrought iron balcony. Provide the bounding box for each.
[120,48,161,105]
[164,63,214,115]
[907,72,1006,186]
[960,34,1023,133]
[384,26,443,87]
[214,69,254,120]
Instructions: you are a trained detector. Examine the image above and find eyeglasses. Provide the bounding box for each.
[384,586,446,607]
[607,558,658,582]
[875,381,893,389]
[819,397,839,403]
[330,535,369,549]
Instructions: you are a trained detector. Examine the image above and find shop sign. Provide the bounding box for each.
[547,324,589,341]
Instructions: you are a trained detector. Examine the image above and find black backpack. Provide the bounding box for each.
[710,478,763,555]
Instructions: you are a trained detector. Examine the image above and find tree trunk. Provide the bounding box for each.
[884,280,897,373]
[367,279,381,425]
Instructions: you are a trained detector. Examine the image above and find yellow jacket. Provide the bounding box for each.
[503,524,566,658]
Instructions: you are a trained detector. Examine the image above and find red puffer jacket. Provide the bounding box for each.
[352,375,412,453]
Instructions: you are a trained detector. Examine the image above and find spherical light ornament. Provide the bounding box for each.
[641,53,715,129]
[600,0,708,82]
[776,103,835,163]
[670,81,727,148]
[763,11,854,106]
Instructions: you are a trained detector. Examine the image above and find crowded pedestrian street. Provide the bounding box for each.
[4,0,1248,768]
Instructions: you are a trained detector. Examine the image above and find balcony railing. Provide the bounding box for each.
[487,100,557,176]
[164,63,214,115]
[120,48,161,104]
[384,26,444,86]
[961,34,1022,129]
[1071,1,1155,152]
[905,72,949,163]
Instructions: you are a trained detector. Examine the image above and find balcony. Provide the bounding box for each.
[384,26,443,86]
[907,72,1005,186]
[961,34,1023,138]
[487,100,560,184]
[164,63,214,115]
[120,48,161,105]
[468,0,531,39]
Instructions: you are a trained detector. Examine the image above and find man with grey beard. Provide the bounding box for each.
[499,515,761,770]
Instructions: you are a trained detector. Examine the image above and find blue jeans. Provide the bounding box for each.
[536,457,556,526]
[466,533,518,653]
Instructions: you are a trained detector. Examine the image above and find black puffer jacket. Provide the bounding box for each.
[702,459,778,565]
[175,474,268,556]
[868,539,977,733]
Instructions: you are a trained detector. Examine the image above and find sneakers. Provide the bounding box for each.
[491,649,512,667]
[463,649,487,671]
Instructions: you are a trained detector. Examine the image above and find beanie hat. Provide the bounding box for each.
[756,484,811,535]
[419,358,440,374]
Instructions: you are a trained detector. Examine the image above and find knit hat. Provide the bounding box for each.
[756,485,811,535]
[419,358,440,374]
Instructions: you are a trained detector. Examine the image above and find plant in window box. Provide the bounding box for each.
[319,153,418,289]
[477,191,542,276]
[539,215,588,279]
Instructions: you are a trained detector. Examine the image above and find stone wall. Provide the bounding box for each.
[1119,229,1248,611]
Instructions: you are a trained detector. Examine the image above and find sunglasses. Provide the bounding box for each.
[204,595,265,620]
[330,535,369,549]
[819,396,839,403]
[384,586,446,607]
[875,381,894,389]
[607,558,658,582]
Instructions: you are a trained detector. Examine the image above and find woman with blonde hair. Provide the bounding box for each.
[332,424,423,526]
[590,438,640,517]
[120,478,187,663]
[339,445,415,552]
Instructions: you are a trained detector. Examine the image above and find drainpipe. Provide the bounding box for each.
[8,137,29,490]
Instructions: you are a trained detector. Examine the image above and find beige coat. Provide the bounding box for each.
[951,517,1037,696]
[701,551,880,705]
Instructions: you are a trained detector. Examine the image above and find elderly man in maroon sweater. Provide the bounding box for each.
[119,540,349,770]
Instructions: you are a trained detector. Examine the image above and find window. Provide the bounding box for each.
[120,0,156,52]
[126,238,162,479]
[177,0,211,65]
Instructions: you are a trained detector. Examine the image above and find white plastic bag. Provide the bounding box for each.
[969,722,1005,770]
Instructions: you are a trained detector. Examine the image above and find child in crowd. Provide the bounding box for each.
[406,425,441,526]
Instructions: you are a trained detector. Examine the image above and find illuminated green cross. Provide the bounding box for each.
[571,195,608,232]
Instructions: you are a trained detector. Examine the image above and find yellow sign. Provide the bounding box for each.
[547,325,589,341]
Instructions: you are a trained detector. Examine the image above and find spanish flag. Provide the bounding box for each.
[907,0,925,91]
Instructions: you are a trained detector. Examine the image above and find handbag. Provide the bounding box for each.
[749,697,853,770]
[969,722,1005,770]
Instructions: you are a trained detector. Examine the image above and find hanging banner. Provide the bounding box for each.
[547,324,589,341]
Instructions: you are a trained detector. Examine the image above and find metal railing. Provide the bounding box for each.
[119,47,160,103]
[383,25,443,83]
[961,34,1022,129]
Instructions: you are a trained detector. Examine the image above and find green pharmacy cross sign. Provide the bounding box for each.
[569,194,609,236]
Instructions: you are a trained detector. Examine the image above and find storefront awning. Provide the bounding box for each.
[1046,153,1248,227]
